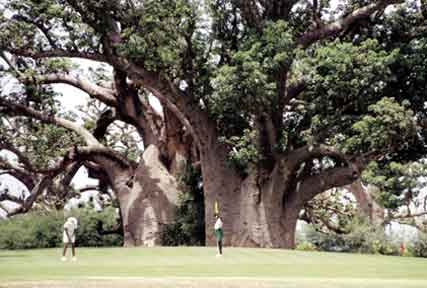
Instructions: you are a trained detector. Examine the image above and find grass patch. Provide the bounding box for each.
[0,247,426,287]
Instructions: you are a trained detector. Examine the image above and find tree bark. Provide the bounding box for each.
[200,139,362,249]
[232,166,299,248]
[200,142,301,248]
[102,145,179,247]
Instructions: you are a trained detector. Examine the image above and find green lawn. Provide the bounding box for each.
[0,247,426,288]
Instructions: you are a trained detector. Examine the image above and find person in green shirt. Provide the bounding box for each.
[214,214,223,256]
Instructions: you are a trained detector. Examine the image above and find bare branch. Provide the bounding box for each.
[0,98,101,146]
[0,140,34,170]
[297,0,404,47]
[93,109,118,140]
[5,48,107,62]
[112,56,213,148]
[12,15,58,49]
[5,176,52,217]
[0,158,35,189]
[60,162,83,188]
[75,146,136,169]
[37,73,117,106]
[160,97,201,147]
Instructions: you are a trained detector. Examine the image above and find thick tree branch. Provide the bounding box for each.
[93,109,118,140]
[0,98,101,146]
[0,140,34,170]
[120,62,206,147]
[75,146,136,169]
[161,97,201,147]
[0,158,35,189]
[5,48,107,62]
[113,70,160,146]
[0,137,82,179]
[1,176,52,217]
[59,162,83,188]
[140,97,164,147]
[285,79,306,105]
[256,114,279,162]
[37,73,117,106]
[297,0,404,47]
[286,144,351,172]
[298,166,359,204]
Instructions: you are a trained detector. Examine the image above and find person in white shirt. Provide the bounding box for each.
[61,217,78,261]
[214,214,223,256]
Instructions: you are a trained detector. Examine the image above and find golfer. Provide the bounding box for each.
[61,217,78,261]
[214,214,223,256]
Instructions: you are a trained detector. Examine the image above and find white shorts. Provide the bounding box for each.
[63,232,76,243]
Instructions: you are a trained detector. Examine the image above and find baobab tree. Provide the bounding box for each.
[1,0,426,249]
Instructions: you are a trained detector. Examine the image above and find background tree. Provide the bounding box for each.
[0,0,426,249]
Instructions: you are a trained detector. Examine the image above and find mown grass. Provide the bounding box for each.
[0,247,426,287]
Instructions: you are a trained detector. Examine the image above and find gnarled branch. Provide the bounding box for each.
[297,0,404,47]
[37,73,117,106]
[0,97,101,146]
[1,176,52,217]
[5,48,107,62]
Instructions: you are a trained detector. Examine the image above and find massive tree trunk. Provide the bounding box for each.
[96,145,179,247]
[92,78,190,246]
[125,145,179,247]
[200,143,241,246]
[200,140,361,249]
[200,142,302,248]
[232,167,301,248]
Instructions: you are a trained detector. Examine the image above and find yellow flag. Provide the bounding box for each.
[214,200,219,215]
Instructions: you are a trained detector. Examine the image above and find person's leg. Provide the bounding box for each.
[216,240,220,255]
[61,243,68,261]
[62,243,68,257]
[71,243,75,257]
[219,240,223,255]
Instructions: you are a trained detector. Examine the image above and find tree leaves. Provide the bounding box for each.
[344,97,416,154]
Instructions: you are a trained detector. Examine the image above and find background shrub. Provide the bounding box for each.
[0,207,122,249]
[300,217,399,255]
[160,164,205,246]
[0,211,63,250]
[411,232,427,258]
